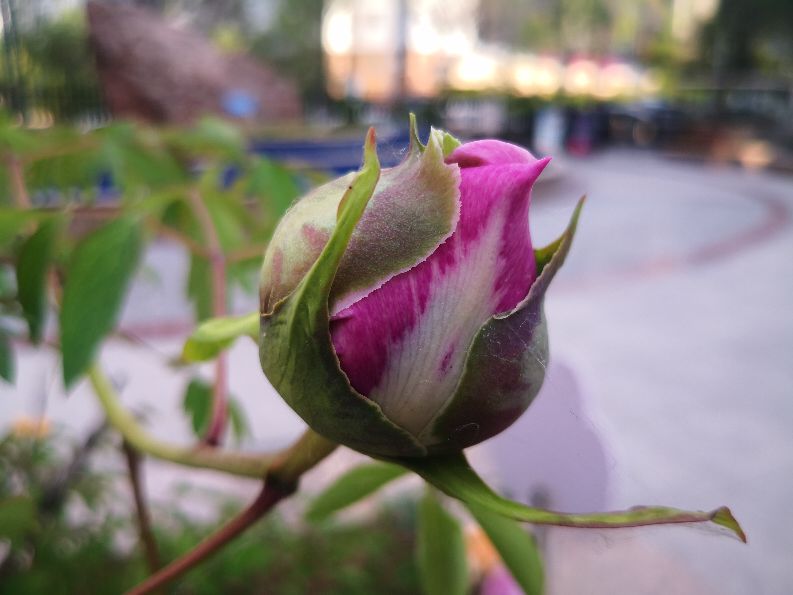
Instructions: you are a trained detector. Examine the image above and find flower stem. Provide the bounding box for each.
[122,441,162,575]
[6,155,31,208]
[187,187,229,446]
[126,482,285,595]
[88,363,273,478]
[125,430,338,595]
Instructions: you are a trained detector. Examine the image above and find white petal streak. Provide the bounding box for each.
[370,202,513,436]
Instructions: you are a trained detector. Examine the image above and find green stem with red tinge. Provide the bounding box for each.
[124,430,338,595]
[187,187,229,446]
[88,364,274,478]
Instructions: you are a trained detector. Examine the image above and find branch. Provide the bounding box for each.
[123,441,162,575]
[187,187,228,446]
[127,482,281,595]
[6,155,31,208]
[39,420,109,516]
[88,364,272,478]
[21,137,100,164]
[125,430,338,595]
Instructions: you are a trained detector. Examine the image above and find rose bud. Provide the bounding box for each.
[260,120,581,458]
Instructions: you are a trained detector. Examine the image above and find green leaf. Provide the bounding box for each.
[182,378,213,436]
[101,123,184,193]
[227,398,249,443]
[187,254,213,321]
[16,218,61,343]
[260,129,426,457]
[246,158,300,218]
[60,217,143,388]
[25,144,107,197]
[305,462,407,523]
[0,330,14,383]
[0,496,36,544]
[167,117,246,159]
[395,451,746,542]
[182,377,248,442]
[0,208,50,248]
[181,312,258,363]
[417,488,468,595]
[0,265,15,299]
[126,187,185,219]
[468,502,544,595]
[0,121,42,154]
[204,192,245,251]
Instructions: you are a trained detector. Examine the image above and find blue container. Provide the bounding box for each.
[250,131,411,176]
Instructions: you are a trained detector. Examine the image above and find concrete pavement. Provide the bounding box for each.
[473,151,793,594]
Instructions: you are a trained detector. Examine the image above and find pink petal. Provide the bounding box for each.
[331,141,549,436]
[446,139,540,168]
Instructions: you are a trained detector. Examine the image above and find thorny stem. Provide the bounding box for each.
[187,187,229,446]
[126,430,338,595]
[88,364,273,478]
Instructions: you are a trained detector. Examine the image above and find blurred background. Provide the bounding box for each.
[2,0,793,164]
[0,0,791,594]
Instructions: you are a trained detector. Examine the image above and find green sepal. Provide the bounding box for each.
[260,120,459,317]
[534,195,585,273]
[393,450,746,542]
[407,113,461,157]
[408,113,425,153]
[438,129,462,157]
[260,129,426,457]
[422,198,584,451]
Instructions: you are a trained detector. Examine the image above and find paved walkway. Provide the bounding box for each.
[473,151,793,594]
